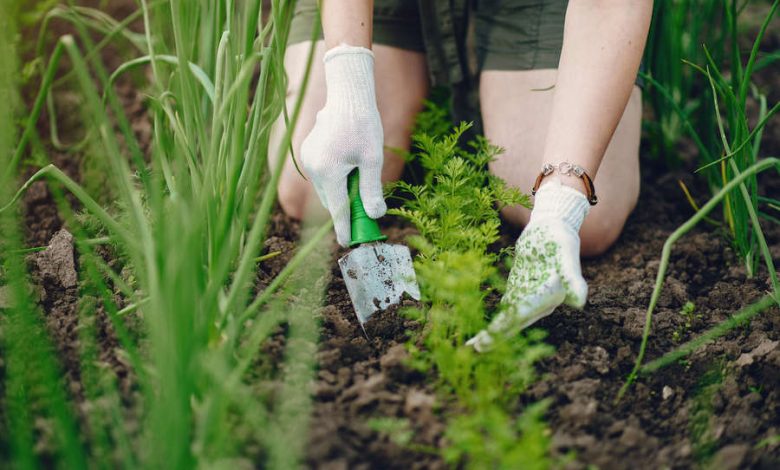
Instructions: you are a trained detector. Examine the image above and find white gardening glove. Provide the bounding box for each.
[300,44,387,247]
[467,179,590,352]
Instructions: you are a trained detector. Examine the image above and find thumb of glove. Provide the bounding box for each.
[558,243,588,309]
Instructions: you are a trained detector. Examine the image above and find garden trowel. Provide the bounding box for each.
[338,169,421,326]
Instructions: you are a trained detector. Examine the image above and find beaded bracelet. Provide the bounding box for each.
[531,162,598,206]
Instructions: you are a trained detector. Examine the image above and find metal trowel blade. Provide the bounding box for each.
[338,242,421,325]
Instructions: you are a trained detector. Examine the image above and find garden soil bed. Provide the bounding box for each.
[20,130,780,470]
[9,4,780,468]
[262,166,780,470]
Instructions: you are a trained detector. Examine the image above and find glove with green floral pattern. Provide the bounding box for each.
[467,179,590,352]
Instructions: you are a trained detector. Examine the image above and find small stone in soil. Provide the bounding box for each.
[32,229,78,289]
[711,443,750,470]
[0,286,12,309]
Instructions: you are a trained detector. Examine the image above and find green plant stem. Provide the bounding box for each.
[4,41,64,181]
[639,295,776,375]
[0,164,131,245]
[116,297,151,316]
[640,71,714,162]
[728,159,779,292]
[695,100,780,173]
[737,0,778,104]
[704,55,778,289]
[9,238,116,260]
[108,55,216,103]
[220,22,316,321]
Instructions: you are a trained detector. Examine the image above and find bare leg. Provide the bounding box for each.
[270,41,429,220]
[481,69,642,256]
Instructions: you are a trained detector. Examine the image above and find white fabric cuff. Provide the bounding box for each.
[323,44,376,111]
[323,43,375,62]
[529,179,590,232]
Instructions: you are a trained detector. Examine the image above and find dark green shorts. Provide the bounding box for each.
[289,0,641,126]
[288,0,570,77]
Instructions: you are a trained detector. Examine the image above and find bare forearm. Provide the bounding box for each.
[543,0,652,179]
[320,0,374,49]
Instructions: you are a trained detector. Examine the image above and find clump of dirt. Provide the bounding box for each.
[307,292,444,470]
[27,229,83,403]
[32,229,78,290]
[255,213,444,469]
[22,228,139,447]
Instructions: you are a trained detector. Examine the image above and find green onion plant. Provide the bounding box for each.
[1,1,329,468]
[643,0,779,275]
[619,1,780,399]
[643,0,728,166]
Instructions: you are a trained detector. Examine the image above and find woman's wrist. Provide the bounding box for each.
[321,0,373,49]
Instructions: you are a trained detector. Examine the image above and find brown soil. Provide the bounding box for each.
[257,219,445,470]
[258,162,780,470]
[526,165,780,469]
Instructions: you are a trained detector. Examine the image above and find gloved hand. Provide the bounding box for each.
[301,44,387,247]
[467,179,590,352]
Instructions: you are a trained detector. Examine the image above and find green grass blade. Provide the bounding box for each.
[695,100,780,173]
[0,164,132,247]
[4,41,64,181]
[639,295,777,375]
[108,55,216,103]
[737,0,779,104]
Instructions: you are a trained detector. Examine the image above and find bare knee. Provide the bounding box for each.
[277,178,309,220]
[579,197,637,257]
[580,217,623,257]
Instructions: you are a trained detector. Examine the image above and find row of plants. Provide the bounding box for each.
[621,0,780,396]
[386,105,556,468]
[1,1,332,467]
[643,0,780,275]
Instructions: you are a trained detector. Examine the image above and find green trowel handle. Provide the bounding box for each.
[348,169,387,247]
